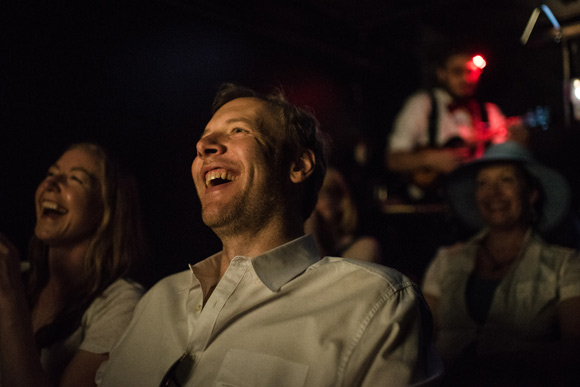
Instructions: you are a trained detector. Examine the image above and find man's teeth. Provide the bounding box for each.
[205,169,235,187]
[41,201,67,214]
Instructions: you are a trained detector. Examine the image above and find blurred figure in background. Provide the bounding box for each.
[386,44,528,203]
[0,142,147,387]
[305,167,382,263]
[422,141,580,385]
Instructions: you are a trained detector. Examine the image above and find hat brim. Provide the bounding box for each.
[445,156,571,233]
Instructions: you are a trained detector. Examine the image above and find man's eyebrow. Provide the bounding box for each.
[229,117,267,133]
[200,117,258,137]
[226,117,253,124]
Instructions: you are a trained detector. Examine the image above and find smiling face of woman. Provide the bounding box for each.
[475,163,537,230]
[34,148,106,247]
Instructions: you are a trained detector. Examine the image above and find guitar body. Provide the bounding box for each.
[410,137,476,191]
[410,136,477,192]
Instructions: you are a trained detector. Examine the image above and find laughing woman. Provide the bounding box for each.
[422,141,580,385]
[0,143,147,387]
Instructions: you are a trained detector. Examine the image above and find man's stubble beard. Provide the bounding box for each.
[202,181,286,239]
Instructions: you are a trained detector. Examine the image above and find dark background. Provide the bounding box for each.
[2,0,580,285]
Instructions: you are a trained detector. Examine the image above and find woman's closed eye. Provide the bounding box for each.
[70,175,84,184]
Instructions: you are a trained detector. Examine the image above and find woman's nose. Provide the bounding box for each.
[42,174,62,191]
[486,181,502,194]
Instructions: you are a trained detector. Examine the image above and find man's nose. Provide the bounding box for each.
[196,132,226,158]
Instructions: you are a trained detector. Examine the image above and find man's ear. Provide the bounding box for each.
[290,149,316,183]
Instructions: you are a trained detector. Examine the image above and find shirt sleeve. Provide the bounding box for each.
[421,250,447,299]
[388,92,432,152]
[79,279,144,354]
[346,283,444,386]
[559,250,580,301]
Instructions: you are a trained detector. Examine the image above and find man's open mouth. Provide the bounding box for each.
[205,168,236,188]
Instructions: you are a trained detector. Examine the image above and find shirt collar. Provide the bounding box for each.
[189,235,320,293]
[251,235,320,292]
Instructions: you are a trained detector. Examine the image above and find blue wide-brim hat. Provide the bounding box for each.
[445,141,571,232]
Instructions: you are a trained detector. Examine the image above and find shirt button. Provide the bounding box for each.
[196,304,202,312]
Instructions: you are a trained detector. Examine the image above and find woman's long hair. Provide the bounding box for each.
[26,142,148,348]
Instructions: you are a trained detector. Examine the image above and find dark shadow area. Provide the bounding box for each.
[2,0,580,285]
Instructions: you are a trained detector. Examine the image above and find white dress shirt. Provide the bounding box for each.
[388,88,507,153]
[98,235,442,386]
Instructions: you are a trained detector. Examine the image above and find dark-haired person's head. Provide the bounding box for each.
[192,83,327,238]
[436,46,485,99]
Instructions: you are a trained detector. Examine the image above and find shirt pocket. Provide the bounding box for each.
[215,349,309,387]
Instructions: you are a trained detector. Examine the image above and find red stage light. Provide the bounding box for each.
[471,55,487,70]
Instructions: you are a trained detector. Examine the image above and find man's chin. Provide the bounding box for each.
[202,212,235,232]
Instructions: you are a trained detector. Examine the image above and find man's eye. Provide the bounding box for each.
[232,128,247,134]
[70,176,83,184]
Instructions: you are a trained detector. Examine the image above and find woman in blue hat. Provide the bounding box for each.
[422,141,580,385]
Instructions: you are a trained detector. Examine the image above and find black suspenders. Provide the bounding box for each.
[428,89,488,148]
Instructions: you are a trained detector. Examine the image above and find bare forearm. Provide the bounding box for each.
[387,149,462,175]
[0,298,51,387]
[0,235,53,386]
[386,151,428,173]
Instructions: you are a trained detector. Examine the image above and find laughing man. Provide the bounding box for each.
[97,83,442,386]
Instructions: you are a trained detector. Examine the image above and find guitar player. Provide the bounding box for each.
[385,45,529,203]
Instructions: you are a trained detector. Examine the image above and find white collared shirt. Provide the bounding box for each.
[98,235,442,386]
[388,88,507,152]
